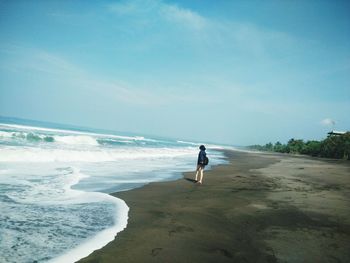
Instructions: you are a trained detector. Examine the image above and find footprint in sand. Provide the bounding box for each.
[168,225,194,236]
[151,248,162,256]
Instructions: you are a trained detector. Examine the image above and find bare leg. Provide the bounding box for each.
[195,165,200,181]
[198,167,204,184]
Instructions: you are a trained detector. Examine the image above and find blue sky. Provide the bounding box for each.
[0,0,349,145]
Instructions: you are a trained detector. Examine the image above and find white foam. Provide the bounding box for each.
[1,164,129,263]
[177,140,198,145]
[61,174,130,263]
[54,135,99,146]
[100,138,134,144]
[43,167,129,263]
[0,131,13,138]
[0,123,78,134]
[0,130,52,142]
[0,146,196,162]
[49,195,128,263]
[0,123,153,142]
[176,140,232,151]
[4,167,83,204]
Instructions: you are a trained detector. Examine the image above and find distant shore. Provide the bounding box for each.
[79,150,350,263]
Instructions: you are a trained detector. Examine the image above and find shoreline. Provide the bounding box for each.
[50,149,226,263]
[49,194,129,263]
[67,149,226,263]
[78,149,350,263]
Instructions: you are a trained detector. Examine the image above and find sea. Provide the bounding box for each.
[0,117,227,263]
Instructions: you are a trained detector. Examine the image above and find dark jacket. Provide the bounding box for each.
[197,149,207,165]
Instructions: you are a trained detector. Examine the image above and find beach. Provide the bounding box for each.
[79,150,350,263]
[0,121,216,262]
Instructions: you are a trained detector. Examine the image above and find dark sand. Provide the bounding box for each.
[79,150,350,263]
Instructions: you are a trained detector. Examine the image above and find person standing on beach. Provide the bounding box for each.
[195,145,207,184]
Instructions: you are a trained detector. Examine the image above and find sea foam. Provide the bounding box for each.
[0,146,195,162]
[49,194,129,263]
[53,135,99,146]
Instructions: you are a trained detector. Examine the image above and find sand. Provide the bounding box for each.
[78,150,350,263]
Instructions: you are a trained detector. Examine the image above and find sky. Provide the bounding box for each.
[0,0,349,145]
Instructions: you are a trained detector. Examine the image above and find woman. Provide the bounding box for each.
[195,145,207,184]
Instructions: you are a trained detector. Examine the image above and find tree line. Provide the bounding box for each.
[248,132,350,160]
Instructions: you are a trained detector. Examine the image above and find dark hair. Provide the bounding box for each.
[199,145,206,150]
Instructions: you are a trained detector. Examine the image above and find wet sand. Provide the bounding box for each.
[78,150,350,263]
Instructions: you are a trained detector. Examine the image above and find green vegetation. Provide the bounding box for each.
[248,132,350,160]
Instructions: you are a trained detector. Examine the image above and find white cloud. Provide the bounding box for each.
[320,118,336,126]
[0,46,163,106]
[108,2,138,15]
[0,46,213,107]
[32,51,84,75]
[108,0,207,31]
[106,0,296,59]
[0,45,82,76]
[107,0,158,15]
[159,4,207,30]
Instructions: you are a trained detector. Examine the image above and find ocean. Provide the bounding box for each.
[0,117,227,263]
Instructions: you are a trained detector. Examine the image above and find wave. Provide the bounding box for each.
[0,123,101,137]
[177,140,230,150]
[0,146,196,162]
[0,123,161,148]
[177,140,198,146]
[2,165,129,263]
[54,135,99,146]
[47,169,129,263]
[0,123,154,142]
[0,131,13,138]
[0,130,145,147]
[49,199,128,263]
[0,130,55,142]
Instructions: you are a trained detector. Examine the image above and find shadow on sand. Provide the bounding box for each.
[184,178,197,183]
